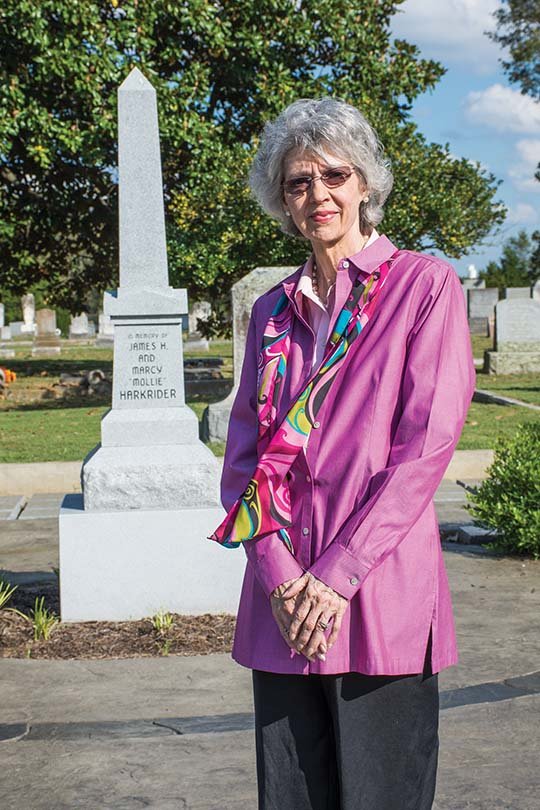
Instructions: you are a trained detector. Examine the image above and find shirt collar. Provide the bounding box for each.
[281,230,399,300]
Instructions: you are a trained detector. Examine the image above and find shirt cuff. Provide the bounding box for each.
[307,542,371,600]
[243,532,306,598]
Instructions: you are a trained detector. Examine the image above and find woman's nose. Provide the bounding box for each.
[309,177,331,202]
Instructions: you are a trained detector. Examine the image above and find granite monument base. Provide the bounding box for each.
[484,350,540,375]
[32,336,61,356]
[59,494,243,621]
[82,443,221,511]
[184,336,209,352]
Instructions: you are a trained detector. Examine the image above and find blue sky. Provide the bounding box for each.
[390,0,539,278]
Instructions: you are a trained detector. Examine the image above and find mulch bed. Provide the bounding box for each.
[0,581,236,660]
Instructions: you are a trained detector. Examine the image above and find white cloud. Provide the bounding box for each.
[391,0,502,74]
[463,84,540,133]
[508,139,540,193]
[506,203,538,224]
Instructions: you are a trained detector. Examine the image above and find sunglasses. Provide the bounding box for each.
[282,165,357,196]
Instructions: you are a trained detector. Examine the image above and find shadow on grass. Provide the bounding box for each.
[6,358,113,376]
[2,386,234,412]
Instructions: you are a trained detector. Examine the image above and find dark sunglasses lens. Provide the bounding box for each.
[285,177,310,193]
[323,169,350,186]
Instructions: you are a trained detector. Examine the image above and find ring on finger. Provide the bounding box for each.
[317,617,329,631]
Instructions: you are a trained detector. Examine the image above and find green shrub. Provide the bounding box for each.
[465,422,540,558]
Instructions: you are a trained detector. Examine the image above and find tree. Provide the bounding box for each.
[0,0,506,334]
[480,229,540,293]
[488,0,540,99]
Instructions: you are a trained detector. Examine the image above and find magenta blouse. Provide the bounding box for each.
[220,233,476,676]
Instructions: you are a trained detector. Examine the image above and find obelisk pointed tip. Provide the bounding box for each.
[119,66,154,93]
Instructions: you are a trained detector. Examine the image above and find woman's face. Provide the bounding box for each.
[282,147,368,245]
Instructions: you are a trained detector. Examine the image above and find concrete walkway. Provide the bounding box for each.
[0,487,539,808]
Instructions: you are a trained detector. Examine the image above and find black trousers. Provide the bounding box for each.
[252,630,438,810]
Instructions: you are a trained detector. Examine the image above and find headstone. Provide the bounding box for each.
[185,300,211,351]
[96,311,114,345]
[484,299,540,374]
[460,264,485,304]
[206,265,298,442]
[9,321,24,337]
[0,309,14,357]
[21,293,36,334]
[467,287,498,337]
[32,308,61,356]
[188,300,211,335]
[504,287,531,300]
[69,312,90,338]
[59,67,239,622]
[533,279,540,301]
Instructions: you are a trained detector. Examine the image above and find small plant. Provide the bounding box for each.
[151,609,174,635]
[24,597,59,641]
[158,639,172,657]
[465,422,540,558]
[0,576,17,609]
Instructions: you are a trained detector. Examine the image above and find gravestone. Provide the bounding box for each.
[0,306,14,357]
[467,288,498,336]
[96,311,114,345]
[460,264,485,305]
[504,287,531,300]
[206,265,298,442]
[32,308,61,356]
[8,321,24,338]
[185,300,211,351]
[484,299,540,374]
[21,293,36,334]
[533,279,540,301]
[59,67,241,621]
[69,312,90,338]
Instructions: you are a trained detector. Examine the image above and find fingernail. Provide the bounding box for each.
[317,653,326,661]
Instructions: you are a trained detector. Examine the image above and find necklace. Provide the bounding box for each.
[311,235,370,304]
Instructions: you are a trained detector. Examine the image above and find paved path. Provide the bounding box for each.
[0,483,538,809]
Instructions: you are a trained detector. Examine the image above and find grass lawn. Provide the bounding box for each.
[474,371,540,405]
[1,340,538,463]
[470,334,493,358]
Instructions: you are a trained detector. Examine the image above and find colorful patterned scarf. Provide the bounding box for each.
[208,250,399,553]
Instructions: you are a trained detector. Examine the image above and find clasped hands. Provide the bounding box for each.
[270,571,349,662]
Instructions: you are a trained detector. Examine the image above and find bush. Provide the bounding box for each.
[465,422,540,558]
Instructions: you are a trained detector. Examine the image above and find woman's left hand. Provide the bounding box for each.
[281,572,349,658]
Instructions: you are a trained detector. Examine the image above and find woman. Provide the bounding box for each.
[209,98,475,810]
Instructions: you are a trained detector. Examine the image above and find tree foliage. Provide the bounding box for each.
[0,0,506,334]
[488,0,540,99]
[480,228,540,292]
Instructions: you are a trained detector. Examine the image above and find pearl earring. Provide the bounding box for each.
[285,211,291,216]
[363,197,370,203]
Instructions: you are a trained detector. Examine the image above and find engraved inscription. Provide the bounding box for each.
[113,325,182,409]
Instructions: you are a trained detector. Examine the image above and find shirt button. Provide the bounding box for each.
[313,420,320,428]
[306,474,311,482]
[350,577,359,585]
[302,527,310,535]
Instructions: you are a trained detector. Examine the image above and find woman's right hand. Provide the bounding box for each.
[270,577,328,662]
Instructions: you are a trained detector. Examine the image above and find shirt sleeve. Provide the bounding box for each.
[308,263,476,600]
[219,299,306,598]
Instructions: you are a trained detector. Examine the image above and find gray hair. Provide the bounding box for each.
[247,97,393,239]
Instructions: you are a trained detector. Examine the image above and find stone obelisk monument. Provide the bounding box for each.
[59,68,242,621]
